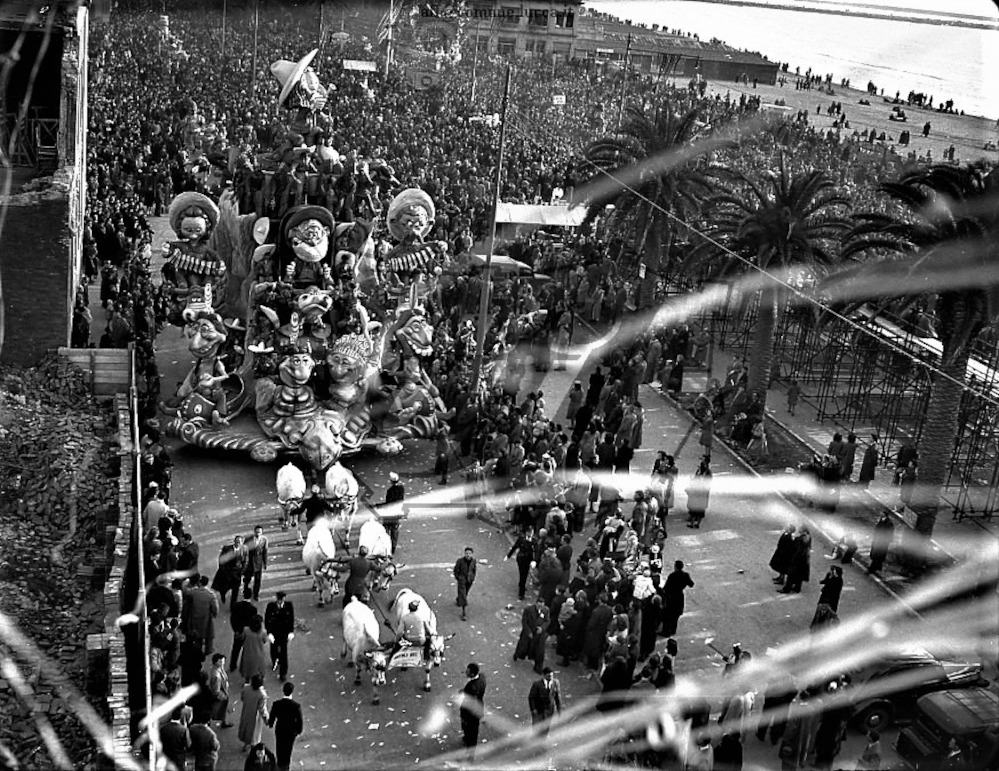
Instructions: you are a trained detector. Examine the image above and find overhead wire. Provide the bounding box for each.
[495,90,999,411]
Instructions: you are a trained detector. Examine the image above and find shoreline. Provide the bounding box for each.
[699,77,998,164]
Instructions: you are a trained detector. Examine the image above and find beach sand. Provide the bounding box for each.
[701,78,999,165]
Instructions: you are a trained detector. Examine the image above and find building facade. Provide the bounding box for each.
[468,1,778,84]
[0,0,89,366]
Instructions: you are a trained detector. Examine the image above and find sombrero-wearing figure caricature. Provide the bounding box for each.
[383,189,449,302]
[162,192,225,296]
[270,49,334,147]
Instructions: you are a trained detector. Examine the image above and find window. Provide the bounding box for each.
[500,7,521,26]
[474,35,490,53]
[525,39,546,54]
[554,10,574,28]
[497,37,517,55]
[528,9,548,27]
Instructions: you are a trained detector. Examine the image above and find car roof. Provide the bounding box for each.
[917,689,999,734]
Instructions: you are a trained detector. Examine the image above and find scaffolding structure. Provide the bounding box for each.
[680,278,999,518]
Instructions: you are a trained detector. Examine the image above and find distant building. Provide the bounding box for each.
[0,0,89,366]
[467,0,778,84]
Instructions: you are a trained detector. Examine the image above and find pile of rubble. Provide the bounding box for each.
[0,352,120,769]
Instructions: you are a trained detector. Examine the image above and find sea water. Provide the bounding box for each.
[588,0,999,120]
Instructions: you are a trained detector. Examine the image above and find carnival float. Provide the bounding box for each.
[160,49,453,484]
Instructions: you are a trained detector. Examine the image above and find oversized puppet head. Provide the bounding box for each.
[185,310,228,361]
[326,333,371,393]
[169,192,219,243]
[271,49,329,113]
[387,188,435,242]
[300,416,346,473]
[278,205,336,284]
[278,342,317,387]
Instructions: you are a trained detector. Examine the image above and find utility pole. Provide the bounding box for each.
[385,0,394,79]
[250,0,259,103]
[470,19,480,106]
[618,32,632,128]
[221,0,227,63]
[471,64,513,395]
[317,0,325,58]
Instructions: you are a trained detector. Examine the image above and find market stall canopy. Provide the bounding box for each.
[494,203,589,228]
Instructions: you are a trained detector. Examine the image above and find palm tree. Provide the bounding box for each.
[583,105,714,305]
[829,163,999,540]
[685,157,852,404]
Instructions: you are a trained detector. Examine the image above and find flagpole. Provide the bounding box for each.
[221,0,227,62]
[471,64,512,395]
[470,19,480,106]
[385,0,394,79]
[250,0,259,102]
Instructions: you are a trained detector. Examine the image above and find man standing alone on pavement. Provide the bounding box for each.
[528,666,562,735]
[243,525,268,602]
[268,681,304,771]
[514,596,551,673]
[264,591,295,680]
[459,662,487,752]
[207,653,233,729]
[454,547,477,621]
[505,526,537,600]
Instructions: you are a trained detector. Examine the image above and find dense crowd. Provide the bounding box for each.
[77,4,992,770]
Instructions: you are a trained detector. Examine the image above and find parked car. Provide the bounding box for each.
[845,649,988,732]
[896,688,999,770]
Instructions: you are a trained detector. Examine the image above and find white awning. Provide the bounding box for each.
[494,203,589,227]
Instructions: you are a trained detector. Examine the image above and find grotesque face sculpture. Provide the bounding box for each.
[395,311,434,357]
[300,416,345,472]
[397,205,430,238]
[279,348,316,387]
[289,218,330,264]
[326,334,370,390]
[187,312,227,360]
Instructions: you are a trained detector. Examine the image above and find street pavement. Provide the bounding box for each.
[132,212,928,768]
[154,314,910,770]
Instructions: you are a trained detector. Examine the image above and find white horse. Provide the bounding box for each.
[276,462,307,544]
[387,587,454,692]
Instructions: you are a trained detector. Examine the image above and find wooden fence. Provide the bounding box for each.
[57,346,132,397]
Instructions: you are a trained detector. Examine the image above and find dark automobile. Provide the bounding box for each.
[896,688,999,770]
[846,650,988,732]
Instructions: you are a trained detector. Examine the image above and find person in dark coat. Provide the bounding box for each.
[755,673,797,745]
[858,434,879,489]
[613,439,635,474]
[527,667,562,735]
[459,662,487,750]
[229,595,258,671]
[537,549,564,605]
[556,604,585,665]
[816,565,844,612]
[839,433,858,481]
[267,682,303,771]
[243,742,277,771]
[812,701,850,771]
[514,597,550,673]
[505,526,538,600]
[661,560,694,637]
[597,655,632,712]
[264,592,295,681]
[780,528,812,593]
[586,367,606,408]
[714,731,744,771]
[582,595,613,670]
[868,511,895,574]
[453,547,478,620]
[769,524,797,585]
[212,535,248,611]
[161,708,191,771]
[639,594,664,661]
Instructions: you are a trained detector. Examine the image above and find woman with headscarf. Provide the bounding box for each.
[238,615,268,683]
[685,458,713,528]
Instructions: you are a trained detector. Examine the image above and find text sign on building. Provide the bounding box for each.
[552,94,566,106]
[343,59,378,72]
